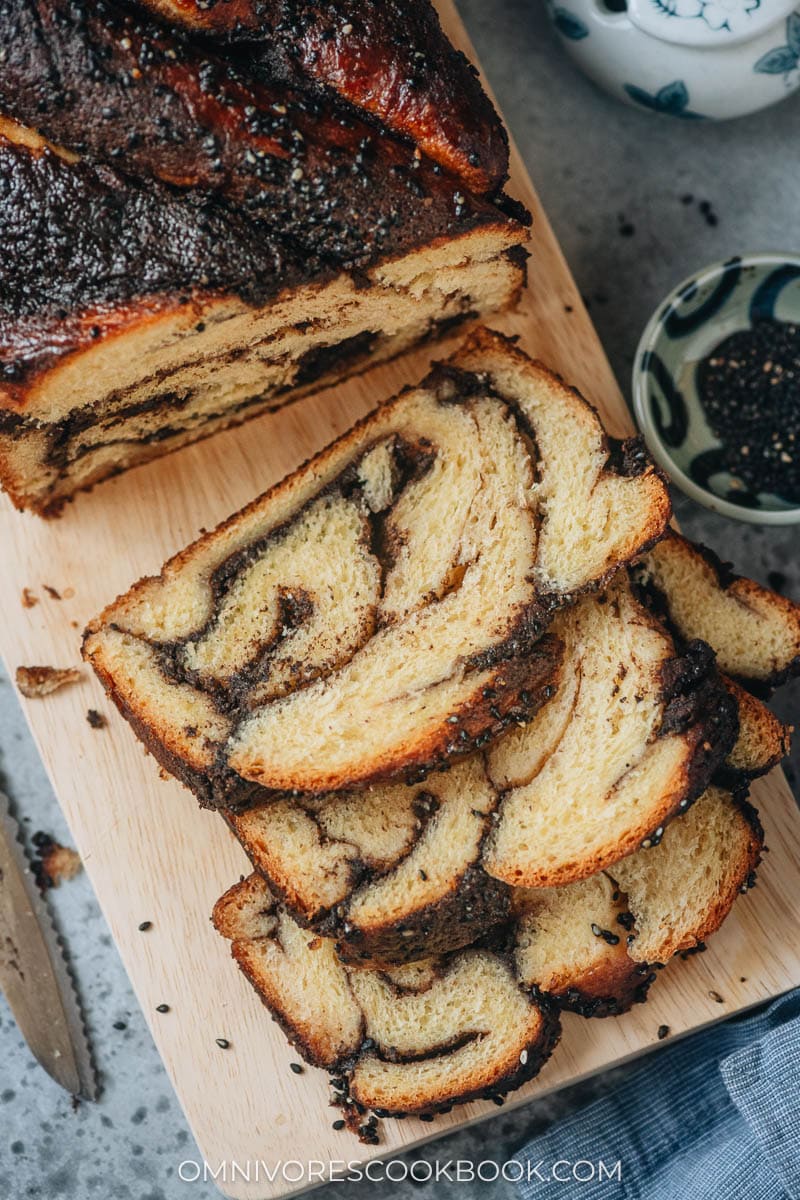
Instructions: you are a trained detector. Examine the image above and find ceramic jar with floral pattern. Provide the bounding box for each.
[545,0,800,119]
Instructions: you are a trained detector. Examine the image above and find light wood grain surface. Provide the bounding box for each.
[1,5,799,1198]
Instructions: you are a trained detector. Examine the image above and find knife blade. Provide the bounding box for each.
[0,791,97,1099]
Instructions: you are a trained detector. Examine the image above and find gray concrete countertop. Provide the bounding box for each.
[1,3,798,1197]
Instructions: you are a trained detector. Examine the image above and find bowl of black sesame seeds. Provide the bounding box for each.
[633,252,800,524]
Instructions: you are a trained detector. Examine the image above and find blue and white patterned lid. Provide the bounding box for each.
[627,0,797,48]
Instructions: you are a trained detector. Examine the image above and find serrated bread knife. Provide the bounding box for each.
[0,791,97,1099]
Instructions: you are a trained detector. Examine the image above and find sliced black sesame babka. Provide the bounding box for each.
[213,871,561,1118]
[213,783,760,1113]
[230,576,740,965]
[0,0,526,514]
[83,330,670,810]
[227,545,789,966]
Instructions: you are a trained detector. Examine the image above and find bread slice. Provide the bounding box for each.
[213,874,561,1117]
[84,329,669,809]
[481,580,736,889]
[228,755,513,965]
[634,531,800,691]
[230,575,737,965]
[514,785,763,1016]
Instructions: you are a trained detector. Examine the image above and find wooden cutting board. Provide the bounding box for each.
[2,6,800,1197]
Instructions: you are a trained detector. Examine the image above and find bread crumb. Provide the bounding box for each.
[21,588,38,608]
[31,832,82,890]
[43,584,61,600]
[16,665,81,698]
[86,709,107,730]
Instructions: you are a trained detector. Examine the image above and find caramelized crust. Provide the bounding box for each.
[0,0,513,263]
[0,2,526,512]
[131,0,510,193]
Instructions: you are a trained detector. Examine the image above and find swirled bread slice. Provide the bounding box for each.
[481,583,736,889]
[514,785,763,1016]
[228,755,513,965]
[230,575,737,964]
[84,329,669,809]
[213,874,561,1117]
[722,678,791,779]
[634,531,800,691]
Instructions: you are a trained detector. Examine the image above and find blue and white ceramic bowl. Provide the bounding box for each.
[545,0,800,120]
[632,252,800,525]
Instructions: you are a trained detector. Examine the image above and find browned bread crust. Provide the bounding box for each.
[0,0,512,239]
[213,873,561,1116]
[84,329,670,810]
[129,0,510,193]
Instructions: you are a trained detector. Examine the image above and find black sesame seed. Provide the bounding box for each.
[138,921,152,932]
[332,1119,346,1130]
[697,318,800,502]
[216,1038,230,1049]
[290,1062,303,1074]
[113,1020,127,1031]
[155,1004,170,1013]
[657,1025,670,1040]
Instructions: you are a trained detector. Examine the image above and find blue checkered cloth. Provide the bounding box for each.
[514,990,800,1200]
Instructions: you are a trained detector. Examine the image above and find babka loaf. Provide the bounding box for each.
[635,532,800,691]
[212,873,561,1117]
[513,785,763,1016]
[84,329,670,810]
[0,0,526,515]
[214,785,759,1112]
